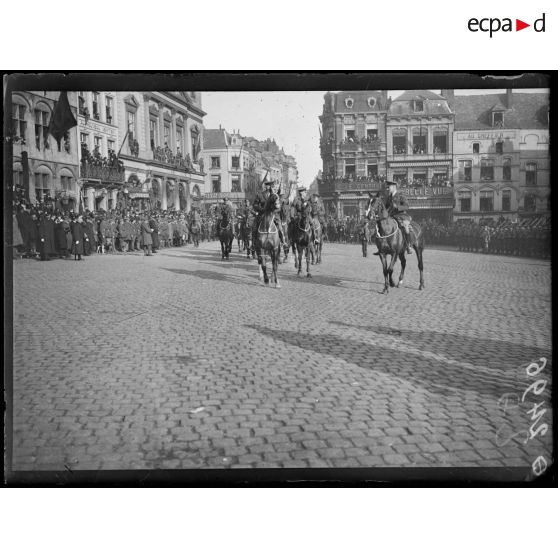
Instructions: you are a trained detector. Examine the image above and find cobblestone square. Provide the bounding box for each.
[9,242,553,475]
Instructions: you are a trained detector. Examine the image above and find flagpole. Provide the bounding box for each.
[117,129,130,158]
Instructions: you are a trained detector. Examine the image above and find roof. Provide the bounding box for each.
[202,129,229,149]
[328,91,388,113]
[388,90,452,117]
[454,92,549,130]
[393,90,444,102]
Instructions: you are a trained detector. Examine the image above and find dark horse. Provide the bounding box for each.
[256,193,282,287]
[189,213,201,247]
[218,211,234,260]
[240,212,256,259]
[366,196,425,294]
[289,208,314,278]
[310,216,323,265]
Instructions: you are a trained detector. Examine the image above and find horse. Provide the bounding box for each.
[218,211,234,260]
[366,196,425,294]
[234,220,243,253]
[290,208,314,278]
[255,193,282,287]
[240,212,256,259]
[310,216,323,264]
[189,215,201,247]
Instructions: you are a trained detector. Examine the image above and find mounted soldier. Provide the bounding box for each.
[292,185,317,242]
[309,192,327,239]
[217,196,234,233]
[383,180,413,254]
[252,179,286,248]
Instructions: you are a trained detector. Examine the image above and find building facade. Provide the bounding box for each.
[385,90,455,222]
[200,131,298,210]
[11,91,80,210]
[77,90,124,211]
[318,90,388,218]
[452,89,550,223]
[116,91,206,212]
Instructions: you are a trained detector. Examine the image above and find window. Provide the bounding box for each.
[413,100,424,112]
[60,175,73,191]
[480,159,494,181]
[433,172,447,185]
[479,190,494,212]
[12,103,26,141]
[502,190,511,211]
[176,127,184,154]
[211,175,221,193]
[105,97,113,123]
[232,156,240,169]
[127,111,136,140]
[108,139,115,153]
[459,160,472,181]
[344,97,354,109]
[503,158,512,180]
[412,173,427,184]
[80,132,89,149]
[392,128,406,154]
[59,131,71,154]
[412,127,427,154]
[524,194,536,212]
[458,191,471,213]
[492,112,504,127]
[92,92,100,119]
[473,143,480,154]
[367,163,378,177]
[149,118,159,150]
[34,109,49,150]
[393,173,407,185]
[164,123,170,147]
[13,166,23,188]
[34,171,50,201]
[191,130,199,159]
[433,129,447,153]
[231,175,241,192]
[345,128,356,141]
[78,92,86,115]
[344,158,356,178]
[526,163,537,186]
[495,141,503,154]
[211,156,220,169]
[367,97,376,108]
[366,128,378,140]
[94,136,102,153]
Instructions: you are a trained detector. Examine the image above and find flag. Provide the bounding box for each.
[48,91,77,149]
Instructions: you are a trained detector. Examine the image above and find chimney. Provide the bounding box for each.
[506,89,513,109]
[441,89,454,110]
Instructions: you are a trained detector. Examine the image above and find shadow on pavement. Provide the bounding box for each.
[247,324,549,397]
[328,321,552,374]
[162,268,249,285]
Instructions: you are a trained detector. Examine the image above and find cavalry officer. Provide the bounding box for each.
[384,181,413,254]
[252,179,287,248]
[292,185,318,243]
[309,192,327,240]
[217,197,234,232]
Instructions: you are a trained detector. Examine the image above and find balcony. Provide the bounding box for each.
[203,191,247,201]
[81,162,125,183]
[339,138,381,153]
[153,146,196,172]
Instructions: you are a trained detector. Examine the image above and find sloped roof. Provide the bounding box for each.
[454,92,549,130]
[388,90,452,117]
[330,91,388,113]
[393,90,444,102]
[203,129,228,149]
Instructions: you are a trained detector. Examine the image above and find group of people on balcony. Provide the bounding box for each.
[81,143,124,172]
[392,145,447,155]
[152,141,194,170]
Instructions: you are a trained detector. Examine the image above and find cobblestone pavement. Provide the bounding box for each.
[10,241,552,474]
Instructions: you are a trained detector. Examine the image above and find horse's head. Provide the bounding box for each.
[264,192,281,213]
[366,195,387,220]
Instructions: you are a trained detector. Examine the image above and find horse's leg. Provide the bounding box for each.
[297,244,303,276]
[306,244,312,278]
[397,251,407,287]
[379,253,389,294]
[416,245,425,290]
[388,252,398,288]
[273,246,281,288]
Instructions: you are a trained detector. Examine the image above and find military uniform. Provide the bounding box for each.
[252,185,286,246]
[384,187,413,252]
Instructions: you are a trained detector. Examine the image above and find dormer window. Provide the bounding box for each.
[492,111,504,127]
[413,100,424,112]
[345,97,354,109]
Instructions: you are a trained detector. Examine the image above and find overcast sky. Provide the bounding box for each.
[203,89,548,188]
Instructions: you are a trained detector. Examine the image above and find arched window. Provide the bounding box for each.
[392,128,407,155]
[12,101,27,142]
[13,161,24,189]
[34,104,51,150]
[34,165,52,202]
[524,194,537,212]
[193,185,201,198]
[59,168,74,192]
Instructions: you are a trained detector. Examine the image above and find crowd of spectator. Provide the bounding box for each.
[81,144,125,173]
